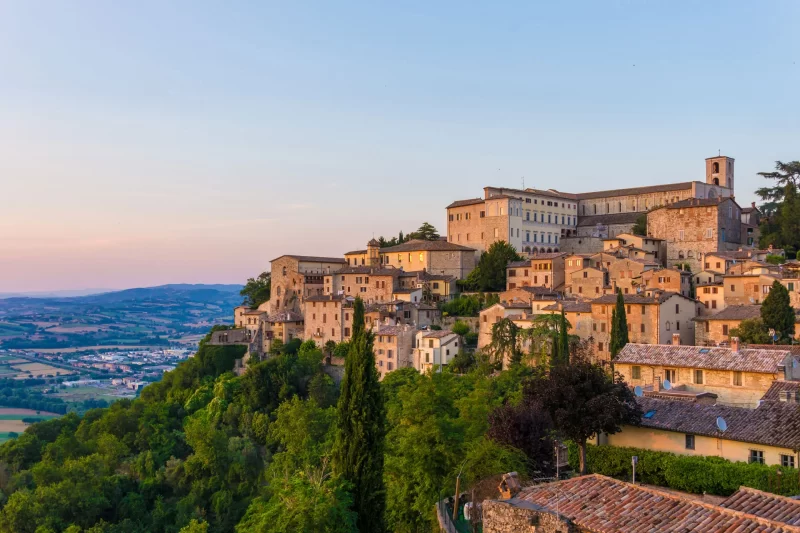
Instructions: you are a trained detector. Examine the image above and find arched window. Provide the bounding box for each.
[276,286,282,296]
[547,248,553,253]
[554,248,559,253]
[666,321,671,331]
[687,251,694,258]
[713,178,719,185]
[282,266,287,276]
[712,162,719,173]
[678,250,685,260]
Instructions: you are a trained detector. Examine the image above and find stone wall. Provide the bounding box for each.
[447,201,487,253]
[482,500,576,533]
[303,300,352,345]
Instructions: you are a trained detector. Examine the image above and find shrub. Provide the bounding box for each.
[567,443,800,496]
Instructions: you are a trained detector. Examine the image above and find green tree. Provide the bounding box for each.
[609,290,629,360]
[556,310,569,366]
[761,281,795,341]
[525,359,642,475]
[766,254,786,265]
[489,318,521,367]
[240,272,271,308]
[463,241,523,292]
[780,183,800,249]
[332,297,386,533]
[451,320,470,336]
[729,318,772,344]
[631,214,647,236]
[757,160,800,216]
[408,222,440,241]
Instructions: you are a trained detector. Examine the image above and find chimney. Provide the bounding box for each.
[672,333,681,346]
[730,336,740,352]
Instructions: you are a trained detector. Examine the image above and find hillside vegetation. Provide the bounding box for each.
[0,328,531,533]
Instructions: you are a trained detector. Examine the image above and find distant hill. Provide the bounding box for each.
[0,284,245,351]
[0,288,113,299]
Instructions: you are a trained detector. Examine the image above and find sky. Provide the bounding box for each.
[0,1,798,292]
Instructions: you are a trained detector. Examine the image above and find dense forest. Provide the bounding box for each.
[0,320,536,532]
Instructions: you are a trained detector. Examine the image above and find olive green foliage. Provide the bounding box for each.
[489,318,521,366]
[766,254,786,265]
[382,366,533,532]
[407,222,440,241]
[729,318,772,344]
[332,341,351,359]
[240,272,271,308]
[451,320,471,337]
[332,297,386,533]
[0,329,338,533]
[609,290,629,360]
[440,293,499,317]
[761,281,795,341]
[568,443,800,497]
[757,162,800,253]
[461,241,523,292]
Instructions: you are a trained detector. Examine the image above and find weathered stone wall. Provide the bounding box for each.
[429,250,478,279]
[559,235,605,254]
[591,301,661,360]
[568,268,609,298]
[482,500,576,533]
[303,300,353,345]
[330,272,396,304]
[447,201,487,253]
[607,259,646,294]
[696,286,725,316]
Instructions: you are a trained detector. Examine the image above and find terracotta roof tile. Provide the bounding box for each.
[423,329,457,339]
[694,305,763,322]
[512,474,800,533]
[575,181,695,200]
[721,487,800,525]
[270,254,347,264]
[760,380,800,402]
[446,198,484,209]
[616,343,791,374]
[380,239,476,253]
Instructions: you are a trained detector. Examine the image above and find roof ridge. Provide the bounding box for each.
[558,475,800,532]
[732,485,800,504]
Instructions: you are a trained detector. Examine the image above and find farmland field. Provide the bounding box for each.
[0,408,60,442]
[10,362,72,377]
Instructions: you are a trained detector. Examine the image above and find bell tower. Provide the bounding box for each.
[705,155,734,192]
[367,238,381,266]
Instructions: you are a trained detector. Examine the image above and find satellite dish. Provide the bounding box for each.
[634,386,643,397]
[716,416,728,432]
[749,297,756,304]
[663,379,672,390]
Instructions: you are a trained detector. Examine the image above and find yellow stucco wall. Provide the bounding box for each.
[603,425,796,466]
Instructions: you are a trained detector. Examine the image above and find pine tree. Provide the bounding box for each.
[609,289,629,359]
[333,297,386,532]
[761,281,795,342]
[780,183,800,250]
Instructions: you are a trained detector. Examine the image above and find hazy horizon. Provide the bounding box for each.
[2,1,798,292]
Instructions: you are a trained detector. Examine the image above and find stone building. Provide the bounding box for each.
[724,273,781,306]
[696,281,725,316]
[413,329,461,373]
[324,266,399,304]
[373,324,415,380]
[378,239,477,279]
[640,267,692,297]
[446,187,579,254]
[615,342,799,407]
[647,197,743,272]
[478,302,531,349]
[303,294,354,346]
[505,253,566,290]
[269,255,347,313]
[541,300,593,338]
[568,266,611,297]
[590,293,697,362]
[606,257,656,294]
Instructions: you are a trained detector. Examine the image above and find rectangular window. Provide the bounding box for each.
[640,323,645,333]
[749,450,764,464]
[631,366,641,379]
[600,323,606,333]
[679,230,684,240]
[685,434,695,450]
[694,369,704,384]
[664,369,676,383]
[781,455,795,468]
[733,371,742,386]
[722,324,729,335]
[598,342,603,352]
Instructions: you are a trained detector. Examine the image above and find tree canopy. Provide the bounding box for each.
[240,272,271,308]
[761,281,796,342]
[462,241,523,292]
[609,289,629,360]
[407,222,440,241]
[757,160,800,256]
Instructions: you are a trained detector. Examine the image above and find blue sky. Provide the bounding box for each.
[0,1,798,291]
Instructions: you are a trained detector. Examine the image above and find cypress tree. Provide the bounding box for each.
[559,309,569,365]
[333,297,386,532]
[761,280,795,341]
[610,289,629,359]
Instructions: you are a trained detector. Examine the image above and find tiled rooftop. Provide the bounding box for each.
[541,301,592,313]
[380,239,476,253]
[511,474,800,533]
[591,291,686,305]
[423,329,456,339]
[575,181,695,200]
[635,397,800,450]
[333,266,402,276]
[445,198,484,209]
[375,326,410,337]
[266,311,304,323]
[615,343,791,374]
[760,380,800,402]
[270,254,347,264]
[693,305,763,321]
[721,487,800,526]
